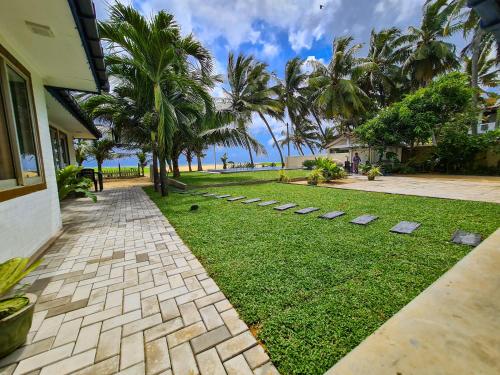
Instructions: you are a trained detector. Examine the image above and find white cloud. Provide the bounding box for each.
[374,0,425,23]
[95,0,342,53]
[262,43,280,58]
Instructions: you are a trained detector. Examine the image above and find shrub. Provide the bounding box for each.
[315,157,347,181]
[277,170,290,183]
[56,165,97,202]
[303,159,317,170]
[359,162,372,175]
[307,168,324,185]
[367,166,382,181]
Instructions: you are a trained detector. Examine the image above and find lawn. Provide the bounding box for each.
[176,169,308,187]
[145,182,500,374]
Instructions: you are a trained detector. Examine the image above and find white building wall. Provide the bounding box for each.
[0,38,62,262]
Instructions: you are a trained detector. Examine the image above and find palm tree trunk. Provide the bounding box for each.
[296,143,304,156]
[97,161,102,174]
[186,151,193,172]
[172,155,181,178]
[304,139,316,155]
[470,27,484,135]
[196,152,203,171]
[244,135,255,166]
[259,112,284,167]
[152,146,159,192]
[312,112,326,142]
[159,157,167,197]
[286,122,290,157]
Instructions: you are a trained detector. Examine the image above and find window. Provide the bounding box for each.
[0,44,45,201]
[50,127,70,170]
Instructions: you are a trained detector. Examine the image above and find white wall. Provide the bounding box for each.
[285,154,344,169]
[0,37,62,262]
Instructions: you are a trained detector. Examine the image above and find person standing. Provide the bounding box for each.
[352,152,361,174]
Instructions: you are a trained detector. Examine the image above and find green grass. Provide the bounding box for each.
[145,182,500,374]
[176,169,308,187]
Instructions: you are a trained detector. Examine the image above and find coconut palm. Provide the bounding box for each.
[215,53,269,166]
[99,3,214,195]
[357,28,407,106]
[398,0,460,87]
[278,58,311,155]
[136,150,149,176]
[309,36,369,131]
[74,140,89,166]
[86,138,115,174]
[463,35,500,92]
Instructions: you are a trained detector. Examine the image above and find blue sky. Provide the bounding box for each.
[89,0,468,168]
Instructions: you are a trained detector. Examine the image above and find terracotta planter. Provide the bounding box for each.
[368,175,375,181]
[0,293,37,359]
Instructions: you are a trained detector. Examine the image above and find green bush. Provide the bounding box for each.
[359,162,372,175]
[302,159,317,170]
[307,168,324,185]
[56,165,97,202]
[315,157,347,181]
[367,166,382,180]
[277,170,291,183]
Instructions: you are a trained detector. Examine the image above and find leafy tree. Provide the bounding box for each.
[356,72,475,154]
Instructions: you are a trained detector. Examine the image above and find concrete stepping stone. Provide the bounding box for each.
[216,194,231,199]
[451,230,482,246]
[274,203,297,211]
[203,193,216,197]
[258,200,278,206]
[242,198,261,204]
[227,196,246,202]
[350,215,378,225]
[295,207,320,215]
[319,211,345,220]
[390,221,421,234]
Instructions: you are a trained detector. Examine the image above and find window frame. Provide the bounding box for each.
[49,126,71,170]
[0,43,46,202]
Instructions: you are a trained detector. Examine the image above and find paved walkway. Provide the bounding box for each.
[294,174,500,203]
[0,187,277,375]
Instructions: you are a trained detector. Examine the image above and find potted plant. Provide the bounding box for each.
[367,166,382,181]
[0,258,42,358]
[56,165,97,202]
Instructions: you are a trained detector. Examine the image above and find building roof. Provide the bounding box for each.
[468,0,500,42]
[67,0,109,93]
[46,86,101,139]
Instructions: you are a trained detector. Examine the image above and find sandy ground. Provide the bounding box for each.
[293,174,500,203]
[103,176,153,189]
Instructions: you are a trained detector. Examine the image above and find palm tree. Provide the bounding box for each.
[357,28,407,106]
[99,3,214,196]
[309,36,369,131]
[463,35,500,92]
[74,140,89,166]
[399,0,460,87]
[278,58,311,155]
[217,53,269,166]
[136,150,149,176]
[86,138,115,174]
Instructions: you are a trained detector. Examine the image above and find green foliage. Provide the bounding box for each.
[307,168,324,185]
[277,170,291,183]
[356,72,475,150]
[0,297,29,320]
[315,157,347,181]
[302,159,317,170]
[56,165,97,203]
[145,183,500,374]
[0,257,41,318]
[359,162,373,175]
[367,166,382,180]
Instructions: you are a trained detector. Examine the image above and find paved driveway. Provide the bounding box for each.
[297,174,500,203]
[0,187,277,375]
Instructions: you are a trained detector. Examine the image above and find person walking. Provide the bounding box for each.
[352,152,361,174]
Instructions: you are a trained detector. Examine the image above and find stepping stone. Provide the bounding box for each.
[216,194,231,199]
[242,198,261,204]
[203,193,216,197]
[295,207,320,215]
[390,221,421,234]
[451,230,482,246]
[258,200,278,206]
[274,203,297,211]
[319,211,345,220]
[350,215,378,225]
[227,196,246,202]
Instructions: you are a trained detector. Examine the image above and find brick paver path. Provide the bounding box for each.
[0,187,278,375]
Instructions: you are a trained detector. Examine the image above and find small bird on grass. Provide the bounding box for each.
[190,204,199,212]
